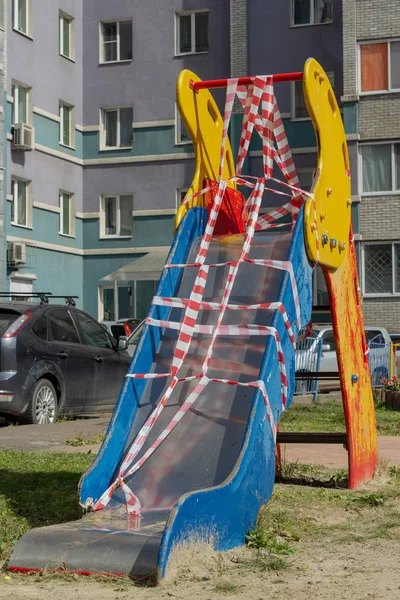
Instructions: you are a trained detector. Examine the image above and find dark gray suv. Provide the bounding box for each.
[0,301,131,425]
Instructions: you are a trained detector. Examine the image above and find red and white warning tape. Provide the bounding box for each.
[93,75,314,526]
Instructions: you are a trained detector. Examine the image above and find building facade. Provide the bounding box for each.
[342,0,400,329]
[7,0,397,329]
[6,0,229,320]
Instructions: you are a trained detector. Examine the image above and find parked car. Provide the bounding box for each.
[295,325,391,393]
[101,318,141,341]
[0,302,131,425]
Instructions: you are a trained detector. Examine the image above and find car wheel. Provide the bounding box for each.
[25,379,58,425]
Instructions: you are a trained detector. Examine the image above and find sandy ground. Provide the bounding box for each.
[0,536,399,600]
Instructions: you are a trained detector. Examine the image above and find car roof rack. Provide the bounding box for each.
[0,292,79,306]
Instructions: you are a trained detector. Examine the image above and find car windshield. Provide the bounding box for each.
[128,321,144,347]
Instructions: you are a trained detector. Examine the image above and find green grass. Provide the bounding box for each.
[0,450,93,569]
[65,432,105,447]
[280,398,400,436]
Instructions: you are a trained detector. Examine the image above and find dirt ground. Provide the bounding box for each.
[1,536,399,600]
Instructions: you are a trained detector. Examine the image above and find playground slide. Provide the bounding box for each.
[9,59,378,581]
[9,206,312,578]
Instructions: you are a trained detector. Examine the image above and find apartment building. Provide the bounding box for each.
[6,0,229,319]
[342,0,400,329]
[8,0,377,323]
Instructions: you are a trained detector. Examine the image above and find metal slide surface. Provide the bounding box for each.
[9,206,312,579]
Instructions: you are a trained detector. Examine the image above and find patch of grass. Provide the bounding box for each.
[213,581,242,594]
[280,399,400,436]
[349,492,388,507]
[267,557,287,571]
[0,450,93,569]
[65,432,105,447]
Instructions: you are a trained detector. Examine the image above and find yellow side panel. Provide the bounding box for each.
[303,58,352,269]
[175,70,236,230]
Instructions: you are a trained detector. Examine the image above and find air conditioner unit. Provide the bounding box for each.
[8,242,27,265]
[13,123,34,151]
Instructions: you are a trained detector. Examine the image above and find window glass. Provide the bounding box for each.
[17,0,27,33]
[103,22,117,62]
[119,21,133,60]
[364,244,392,294]
[18,86,27,123]
[61,193,71,235]
[33,315,48,341]
[129,321,144,347]
[395,244,400,293]
[74,312,114,349]
[49,309,79,343]
[102,288,115,320]
[60,104,72,146]
[105,110,117,146]
[392,41,400,90]
[105,197,117,235]
[179,15,191,53]
[195,12,209,52]
[120,194,133,235]
[60,15,71,57]
[361,43,388,92]
[120,107,133,147]
[314,0,332,24]
[322,330,336,351]
[17,179,27,225]
[365,330,385,345]
[362,144,392,193]
[294,0,310,25]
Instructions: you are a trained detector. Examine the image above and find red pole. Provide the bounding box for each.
[190,72,303,92]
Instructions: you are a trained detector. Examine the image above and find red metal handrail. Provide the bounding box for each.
[190,72,303,92]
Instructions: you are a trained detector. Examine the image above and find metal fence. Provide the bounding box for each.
[368,342,391,387]
[294,335,322,401]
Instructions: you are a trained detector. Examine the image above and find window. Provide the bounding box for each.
[59,102,75,148]
[59,11,74,60]
[33,315,48,341]
[59,191,74,237]
[363,243,400,295]
[73,312,113,349]
[175,106,191,144]
[360,39,400,93]
[292,71,334,120]
[101,107,133,149]
[175,10,209,55]
[49,309,80,343]
[11,177,31,227]
[361,143,400,194]
[100,20,132,63]
[12,82,31,125]
[292,0,332,26]
[13,0,31,36]
[176,188,188,210]
[100,193,133,237]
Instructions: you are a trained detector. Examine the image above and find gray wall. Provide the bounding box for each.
[248,0,343,113]
[8,0,83,123]
[82,0,230,124]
